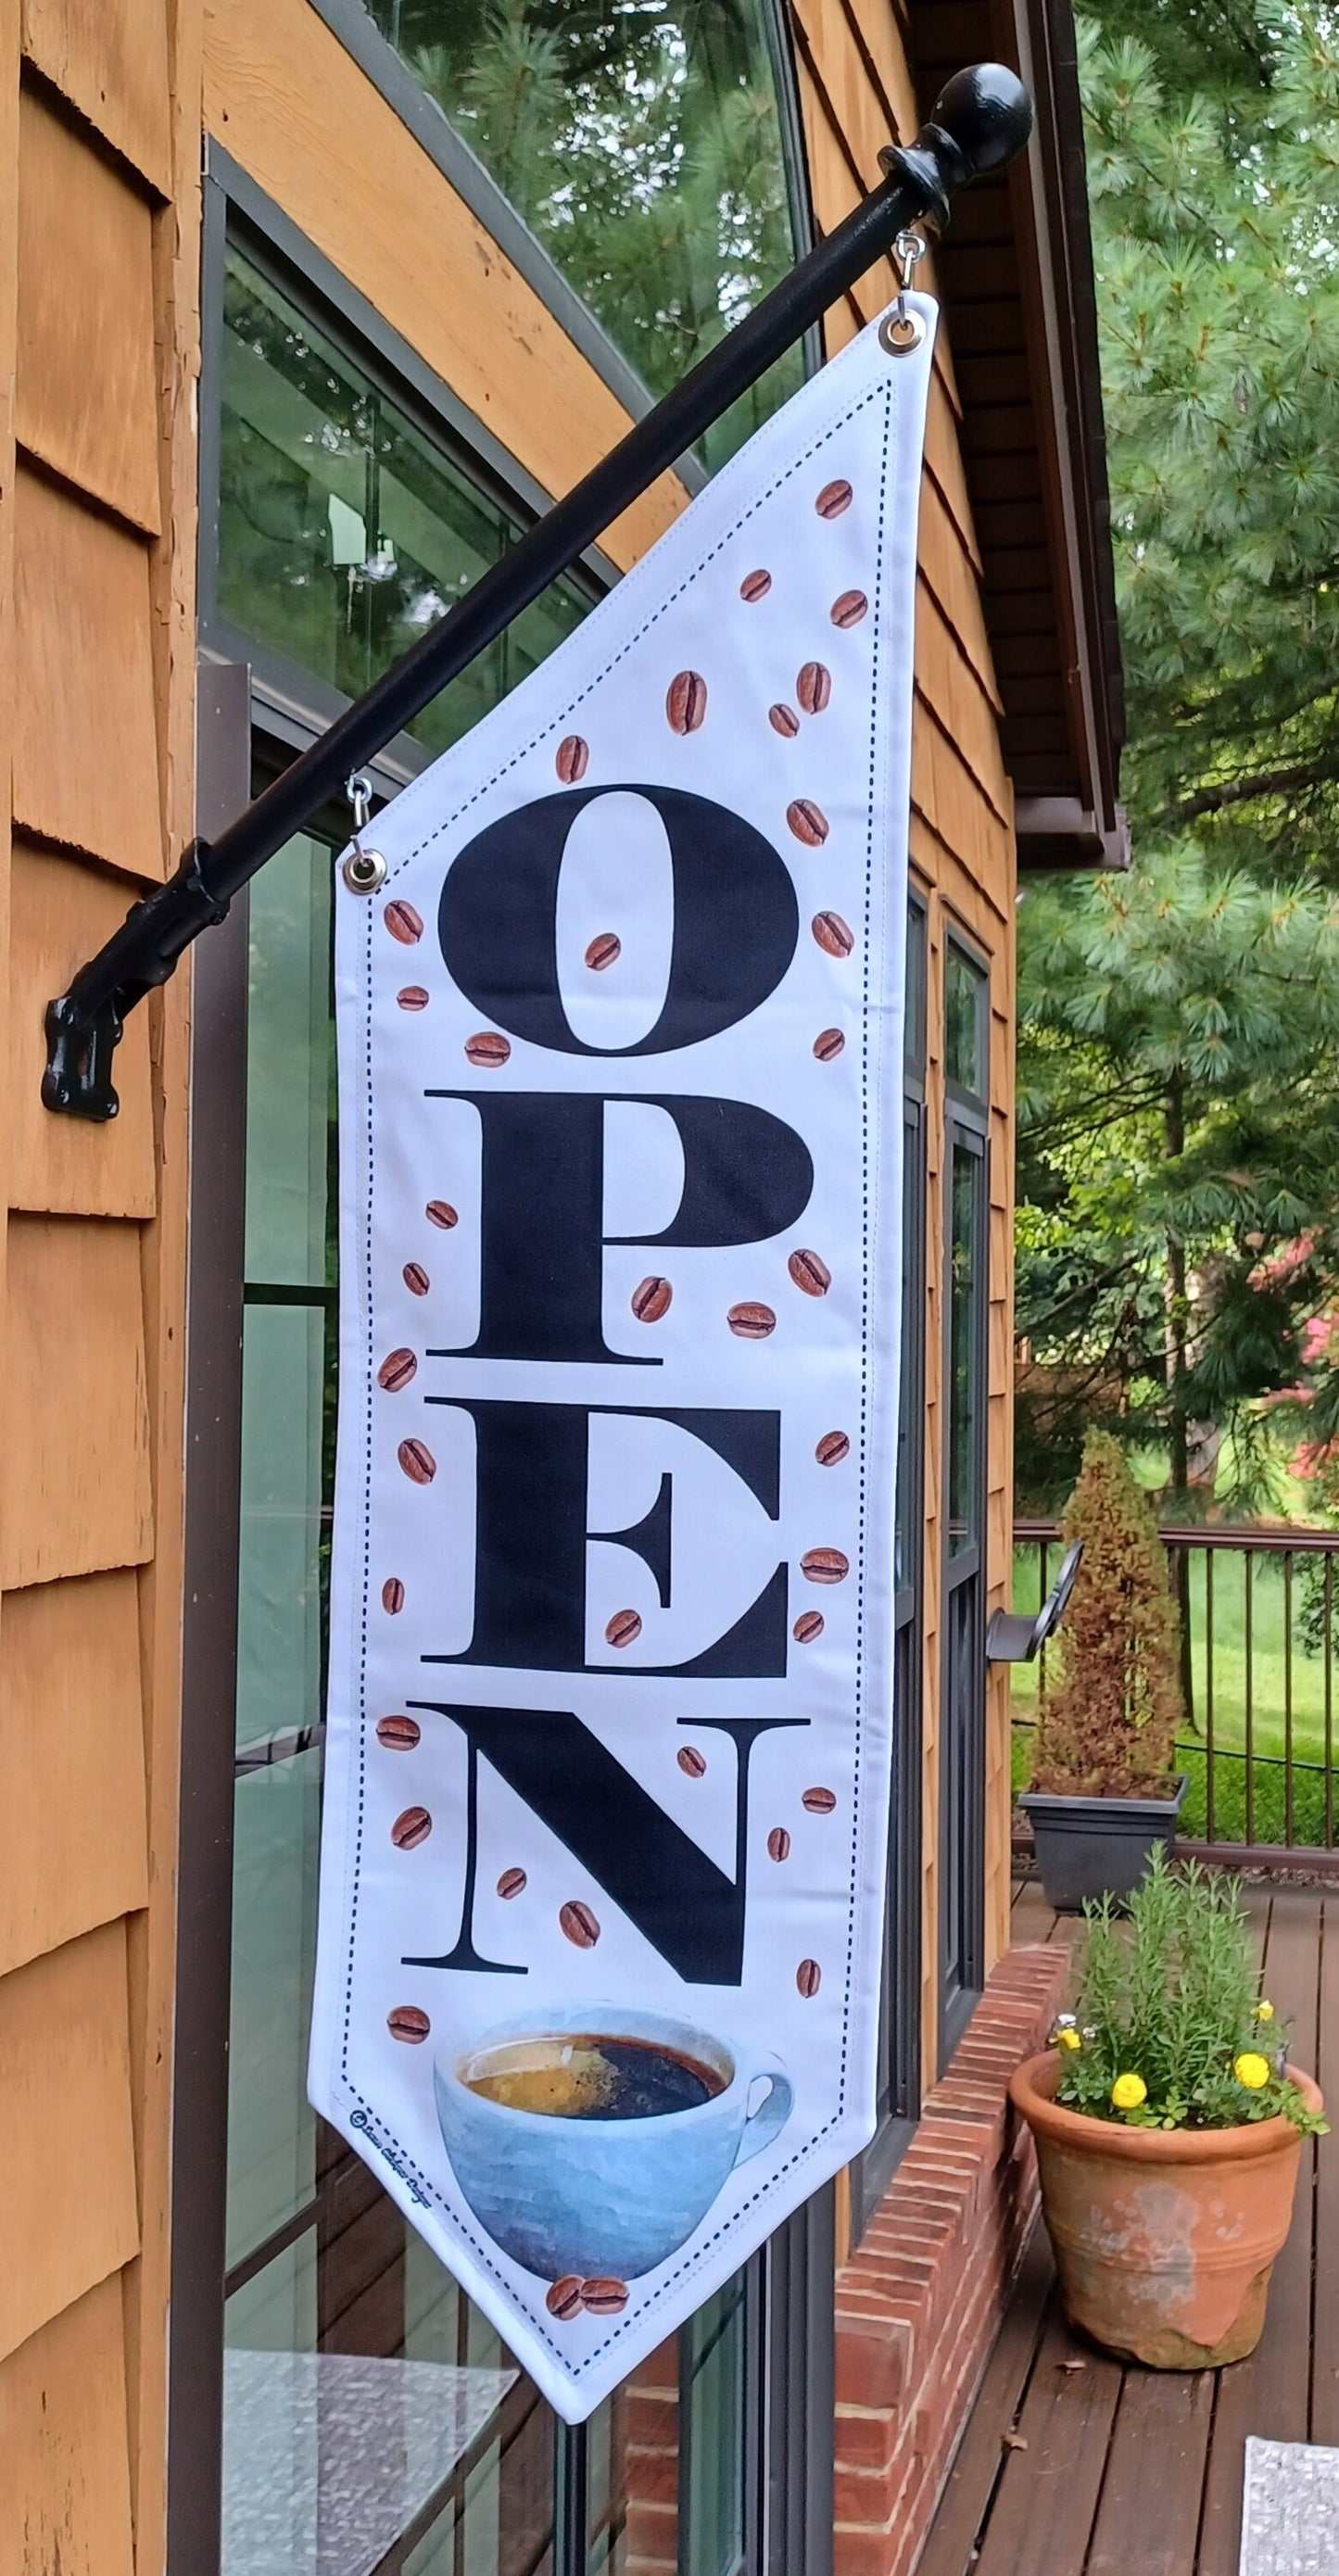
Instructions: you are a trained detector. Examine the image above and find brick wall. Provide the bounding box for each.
[833,1947,1067,2576]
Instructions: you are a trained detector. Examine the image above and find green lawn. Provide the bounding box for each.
[1009,1543,1339,1847]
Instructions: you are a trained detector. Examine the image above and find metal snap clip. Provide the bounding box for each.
[341,772,387,892]
[881,231,928,355]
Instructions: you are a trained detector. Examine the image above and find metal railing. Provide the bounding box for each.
[1012,1521,1339,1850]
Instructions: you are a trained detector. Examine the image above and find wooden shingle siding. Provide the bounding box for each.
[1,0,197,2560]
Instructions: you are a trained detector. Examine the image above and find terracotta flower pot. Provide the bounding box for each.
[1009,2050,1324,2368]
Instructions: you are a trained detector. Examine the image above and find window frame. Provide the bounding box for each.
[172,176,833,2576]
[936,929,992,2069]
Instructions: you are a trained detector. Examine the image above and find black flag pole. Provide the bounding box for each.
[43,62,1032,1121]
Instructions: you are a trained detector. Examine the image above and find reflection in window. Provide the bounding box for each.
[218,249,589,750]
[365,0,805,469]
[944,944,986,1098]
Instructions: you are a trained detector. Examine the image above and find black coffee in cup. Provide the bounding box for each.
[462,2032,726,2121]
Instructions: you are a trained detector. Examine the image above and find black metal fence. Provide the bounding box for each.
[1012,1522,1339,1850]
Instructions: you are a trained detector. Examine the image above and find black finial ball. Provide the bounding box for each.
[928,64,1033,177]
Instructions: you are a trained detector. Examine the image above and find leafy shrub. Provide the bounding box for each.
[1054,1850,1326,2135]
[1030,1429,1182,1796]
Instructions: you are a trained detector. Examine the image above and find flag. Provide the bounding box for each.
[310,291,936,2421]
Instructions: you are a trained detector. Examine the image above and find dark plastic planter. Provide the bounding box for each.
[1017,1776,1188,1913]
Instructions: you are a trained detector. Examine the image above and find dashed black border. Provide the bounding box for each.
[327,339,920,2388]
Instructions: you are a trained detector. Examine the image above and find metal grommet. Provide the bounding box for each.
[879,308,927,357]
[343,845,388,893]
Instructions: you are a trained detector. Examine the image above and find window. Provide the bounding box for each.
[853,897,928,2233]
[939,938,990,2065]
[360,0,807,470]
[179,191,831,2576]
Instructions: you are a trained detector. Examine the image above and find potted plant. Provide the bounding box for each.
[1018,1429,1186,1910]
[1010,1853,1327,2368]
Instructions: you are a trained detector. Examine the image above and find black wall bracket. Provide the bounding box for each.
[42,62,1032,1121]
[986,1542,1083,1664]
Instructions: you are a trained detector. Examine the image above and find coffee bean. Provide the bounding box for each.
[816,478,853,519]
[796,1959,822,1999]
[789,1248,831,1297]
[465,1030,510,1067]
[831,590,868,629]
[767,1826,791,1862]
[561,1900,600,1949]
[547,2275,585,2320]
[666,671,707,734]
[798,662,832,714]
[398,1438,436,1485]
[387,2004,430,2043]
[382,1577,406,1614]
[769,703,800,739]
[677,1745,707,1779]
[802,1787,838,1814]
[813,910,854,958]
[727,1301,776,1339]
[398,985,430,1012]
[802,1547,849,1585]
[632,1275,672,1323]
[497,1866,527,1900]
[556,735,589,784]
[376,1713,421,1750]
[377,1346,418,1393]
[585,932,621,971]
[403,1261,430,1296]
[793,1610,825,1645]
[425,1200,458,1231]
[385,899,423,945]
[815,1430,851,1467]
[740,568,772,602]
[606,1608,642,1648]
[582,2277,628,2316]
[814,1028,844,1062]
[787,800,828,847]
[392,1805,433,1850]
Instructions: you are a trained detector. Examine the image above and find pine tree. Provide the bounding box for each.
[1017,9,1339,1503]
[1030,1432,1184,1796]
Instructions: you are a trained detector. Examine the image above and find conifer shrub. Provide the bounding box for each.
[1029,1429,1182,1798]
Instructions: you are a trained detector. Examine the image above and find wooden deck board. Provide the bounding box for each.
[916,2227,1055,2576]
[920,1881,1333,2576]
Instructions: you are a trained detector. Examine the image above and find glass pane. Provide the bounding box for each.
[894,1099,923,1601]
[235,1302,325,1756]
[226,1752,321,2271]
[682,2279,748,2576]
[364,0,804,472]
[947,1138,985,1559]
[944,945,986,1097]
[219,250,588,751]
[245,832,333,1289]
[904,899,927,1075]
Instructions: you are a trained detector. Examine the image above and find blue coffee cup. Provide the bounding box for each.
[434,2001,792,2282]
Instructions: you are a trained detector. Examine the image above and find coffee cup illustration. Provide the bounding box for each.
[434,2002,792,2282]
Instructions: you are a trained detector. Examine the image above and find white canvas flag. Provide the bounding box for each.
[311,293,936,2422]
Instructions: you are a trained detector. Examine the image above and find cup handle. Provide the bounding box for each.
[732,2057,793,2167]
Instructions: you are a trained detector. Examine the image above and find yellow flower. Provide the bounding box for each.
[1234,2052,1270,2091]
[1112,2073,1147,2111]
[1056,2027,1081,2053]
[1257,2001,1275,2024]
